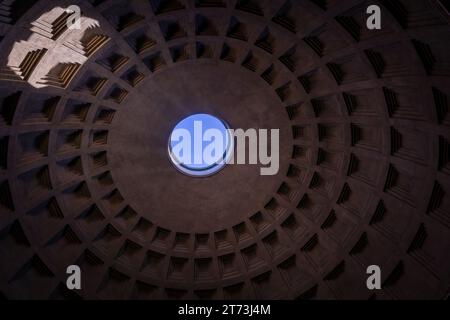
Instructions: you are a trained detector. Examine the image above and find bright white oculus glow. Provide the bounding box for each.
[168,114,233,177]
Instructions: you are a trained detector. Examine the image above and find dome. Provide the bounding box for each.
[0,0,449,300]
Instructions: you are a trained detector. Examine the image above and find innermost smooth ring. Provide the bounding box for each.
[168,113,233,177]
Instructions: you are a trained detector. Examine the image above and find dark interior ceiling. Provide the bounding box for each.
[0,0,449,300]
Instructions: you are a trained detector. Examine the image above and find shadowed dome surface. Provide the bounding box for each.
[0,0,449,300]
